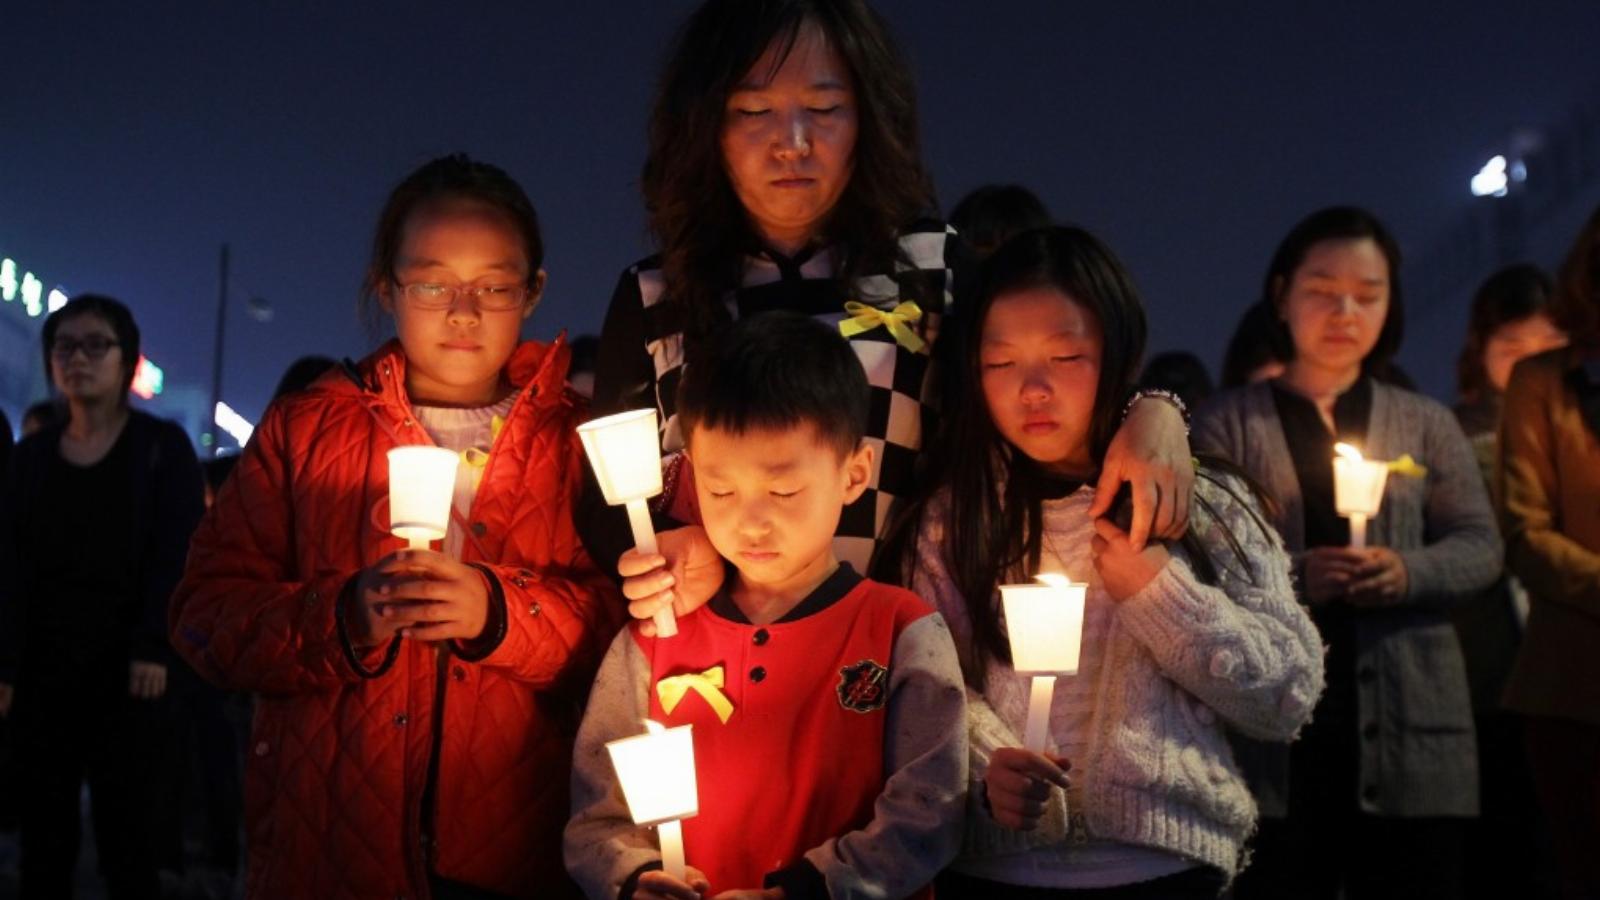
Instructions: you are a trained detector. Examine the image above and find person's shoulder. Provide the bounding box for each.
[622,253,665,279]
[894,217,957,270]
[1372,378,1454,423]
[858,577,939,623]
[129,410,195,451]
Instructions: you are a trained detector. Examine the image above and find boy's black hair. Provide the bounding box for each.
[677,311,867,455]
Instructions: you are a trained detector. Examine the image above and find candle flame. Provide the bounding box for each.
[1334,442,1365,462]
[1036,572,1070,588]
[644,719,665,735]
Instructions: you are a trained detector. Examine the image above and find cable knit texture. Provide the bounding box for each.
[912,471,1324,882]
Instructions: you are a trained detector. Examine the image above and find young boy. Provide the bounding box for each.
[565,313,967,900]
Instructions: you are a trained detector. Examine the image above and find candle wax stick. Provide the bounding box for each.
[1349,514,1367,550]
[658,818,687,882]
[408,536,430,551]
[626,499,677,637]
[1023,675,1056,753]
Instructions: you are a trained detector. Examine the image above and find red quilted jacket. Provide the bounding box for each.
[170,338,623,899]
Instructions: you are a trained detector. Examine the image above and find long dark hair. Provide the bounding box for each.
[1550,202,1600,348]
[1456,263,1556,403]
[360,154,544,332]
[643,0,935,344]
[1262,206,1406,381]
[1219,300,1286,389]
[878,227,1272,688]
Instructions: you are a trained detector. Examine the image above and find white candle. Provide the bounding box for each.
[579,410,676,636]
[1000,577,1087,752]
[387,446,460,550]
[605,720,698,882]
[1333,442,1389,549]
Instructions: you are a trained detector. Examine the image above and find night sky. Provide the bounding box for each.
[4,2,1600,429]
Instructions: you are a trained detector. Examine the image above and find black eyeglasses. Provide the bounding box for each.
[51,336,120,360]
[396,282,530,312]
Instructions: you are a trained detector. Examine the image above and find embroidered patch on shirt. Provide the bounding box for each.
[836,659,889,713]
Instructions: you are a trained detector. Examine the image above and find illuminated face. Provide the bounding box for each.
[980,287,1103,478]
[689,422,872,597]
[1483,312,1566,393]
[50,313,128,405]
[381,200,543,406]
[1278,238,1390,376]
[720,20,859,253]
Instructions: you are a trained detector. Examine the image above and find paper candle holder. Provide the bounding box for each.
[388,446,460,549]
[606,720,697,881]
[579,409,664,505]
[1001,577,1087,752]
[1333,442,1389,549]
[578,409,677,636]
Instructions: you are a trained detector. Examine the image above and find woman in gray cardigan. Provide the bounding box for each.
[1194,207,1502,900]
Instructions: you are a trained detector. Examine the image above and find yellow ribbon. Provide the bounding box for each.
[1385,454,1429,478]
[461,415,508,470]
[838,300,928,354]
[655,666,736,724]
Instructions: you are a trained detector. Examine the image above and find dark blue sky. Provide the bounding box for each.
[4,2,1599,427]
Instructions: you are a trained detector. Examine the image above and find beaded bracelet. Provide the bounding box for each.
[1123,388,1190,435]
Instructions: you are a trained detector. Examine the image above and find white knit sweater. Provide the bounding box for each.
[910,471,1324,882]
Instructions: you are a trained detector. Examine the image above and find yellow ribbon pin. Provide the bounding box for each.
[461,415,508,470]
[656,666,736,724]
[839,300,928,354]
[1385,454,1429,479]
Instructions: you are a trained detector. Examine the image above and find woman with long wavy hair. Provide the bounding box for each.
[581,0,1194,619]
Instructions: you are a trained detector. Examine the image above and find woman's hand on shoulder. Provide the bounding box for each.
[1091,517,1172,601]
[1090,397,1194,549]
[621,526,725,635]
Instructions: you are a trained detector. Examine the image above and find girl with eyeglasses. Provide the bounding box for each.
[168,154,622,900]
[1,294,206,899]
[581,0,1196,630]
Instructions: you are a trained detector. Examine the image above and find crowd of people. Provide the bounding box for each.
[3,1,1599,899]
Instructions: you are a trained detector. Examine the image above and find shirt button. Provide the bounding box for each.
[471,522,487,537]
[1362,784,1379,803]
[1358,667,1376,684]
[1362,722,1379,740]
[394,713,409,727]
[403,418,413,428]
[752,629,769,646]
[750,666,766,683]
[452,666,466,682]
[528,602,541,617]
[305,589,319,606]
[254,741,270,757]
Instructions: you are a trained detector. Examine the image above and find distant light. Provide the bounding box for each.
[0,259,16,301]
[1471,155,1509,198]
[20,272,43,316]
[132,355,166,399]
[215,401,254,446]
[1510,159,1528,183]
[47,288,68,313]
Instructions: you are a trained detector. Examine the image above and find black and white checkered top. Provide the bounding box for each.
[589,219,968,572]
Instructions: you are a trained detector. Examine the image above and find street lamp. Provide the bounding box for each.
[209,243,270,457]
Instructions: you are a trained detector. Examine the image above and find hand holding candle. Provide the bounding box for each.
[1001,576,1086,752]
[605,720,698,882]
[580,409,677,637]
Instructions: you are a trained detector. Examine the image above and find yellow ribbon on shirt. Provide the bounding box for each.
[460,414,508,470]
[838,300,928,354]
[655,666,736,724]
[1386,454,1429,479]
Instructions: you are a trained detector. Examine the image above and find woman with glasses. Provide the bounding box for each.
[0,294,205,899]
[585,0,1194,627]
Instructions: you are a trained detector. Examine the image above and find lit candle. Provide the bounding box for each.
[605,720,698,882]
[1333,442,1389,549]
[1000,575,1087,752]
[578,409,676,636]
[387,446,460,550]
